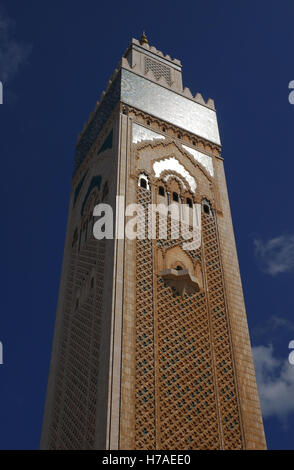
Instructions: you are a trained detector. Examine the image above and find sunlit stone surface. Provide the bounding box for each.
[153,157,196,193]
[182,144,214,177]
[163,174,187,190]
[132,123,165,144]
[121,69,221,145]
[160,268,200,296]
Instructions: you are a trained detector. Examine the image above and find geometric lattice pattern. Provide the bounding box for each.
[202,211,243,449]
[48,209,105,449]
[135,185,244,449]
[144,57,172,86]
[135,186,156,449]
[156,278,220,449]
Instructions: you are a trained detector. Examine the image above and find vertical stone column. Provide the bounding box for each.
[214,157,266,449]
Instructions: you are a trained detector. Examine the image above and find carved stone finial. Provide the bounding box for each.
[140,31,149,46]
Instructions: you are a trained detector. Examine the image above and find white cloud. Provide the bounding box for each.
[254,234,294,275]
[253,344,294,422]
[0,10,31,83]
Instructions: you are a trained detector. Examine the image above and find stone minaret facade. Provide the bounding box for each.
[41,35,266,450]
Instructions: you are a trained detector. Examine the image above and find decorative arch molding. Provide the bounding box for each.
[132,170,214,208]
[201,197,214,216]
[182,144,214,177]
[164,245,195,274]
[134,138,213,183]
[153,156,196,193]
[161,172,188,192]
[138,172,150,190]
[159,245,201,296]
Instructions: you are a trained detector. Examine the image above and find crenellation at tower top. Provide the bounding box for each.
[123,37,215,109]
[123,37,183,91]
[76,36,216,156]
[74,36,218,177]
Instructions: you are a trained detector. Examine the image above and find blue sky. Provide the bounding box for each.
[0,0,293,450]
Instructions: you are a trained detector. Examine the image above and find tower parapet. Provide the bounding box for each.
[75,36,219,177]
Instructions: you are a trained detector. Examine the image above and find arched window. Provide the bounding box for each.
[138,174,150,190]
[172,192,179,202]
[176,265,183,271]
[140,178,147,189]
[203,204,210,214]
[159,186,165,196]
[202,199,212,215]
[186,197,192,208]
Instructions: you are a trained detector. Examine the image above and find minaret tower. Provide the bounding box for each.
[41,34,266,450]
